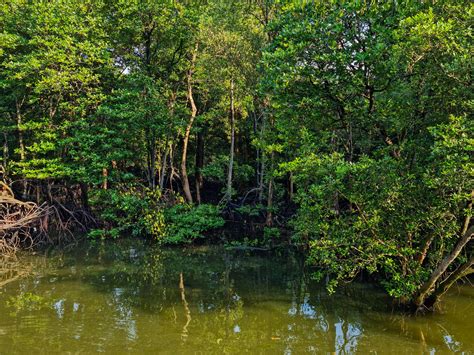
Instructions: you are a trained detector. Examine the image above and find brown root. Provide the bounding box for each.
[0,194,50,255]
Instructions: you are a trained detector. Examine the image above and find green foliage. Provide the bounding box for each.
[1,0,471,310]
[162,203,225,244]
[236,204,265,218]
[0,0,111,182]
[202,154,255,187]
[88,187,165,239]
[88,188,224,244]
[287,117,472,300]
[263,226,281,245]
[265,1,473,303]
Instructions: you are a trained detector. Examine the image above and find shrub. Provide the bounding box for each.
[161,203,225,244]
[88,187,165,239]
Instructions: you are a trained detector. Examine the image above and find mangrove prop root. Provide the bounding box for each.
[1,180,98,256]
[0,195,49,255]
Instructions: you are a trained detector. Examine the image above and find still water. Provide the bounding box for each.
[0,240,472,354]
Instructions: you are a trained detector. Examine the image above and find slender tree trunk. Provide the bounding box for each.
[157,148,162,189]
[265,151,274,227]
[161,91,176,192]
[16,102,25,163]
[226,79,235,201]
[151,143,156,189]
[102,168,108,190]
[195,130,204,204]
[259,155,265,202]
[80,182,89,212]
[2,132,8,178]
[46,180,53,204]
[147,134,157,189]
[169,142,178,193]
[253,110,260,188]
[289,171,294,201]
[182,43,198,204]
[16,99,26,197]
[159,145,169,191]
[265,113,275,226]
[348,121,354,162]
[36,185,40,204]
[258,103,268,202]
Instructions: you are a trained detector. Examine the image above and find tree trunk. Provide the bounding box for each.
[2,132,8,178]
[146,133,157,189]
[289,171,294,201]
[169,142,178,193]
[225,79,235,201]
[46,180,53,204]
[253,110,260,188]
[181,43,198,204]
[159,145,169,191]
[195,129,204,204]
[16,99,26,198]
[258,101,268,202]
[102,168,108,190]
[424,256,474,309]
[80,182,89,212]
[414,225,474,309]
[259,155,265,202]
[16,100,25,163]
[265,151,274,227]
[161,91,176,192]
[265,112,275,226]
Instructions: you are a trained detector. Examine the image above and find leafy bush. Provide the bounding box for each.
[89,188,224,244]
[263,227,281,245]
[161,203,225,244]
[88,187,165,239]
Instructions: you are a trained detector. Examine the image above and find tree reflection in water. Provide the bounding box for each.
[0,240,472,353]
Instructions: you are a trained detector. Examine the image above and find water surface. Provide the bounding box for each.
[0,240,472,354]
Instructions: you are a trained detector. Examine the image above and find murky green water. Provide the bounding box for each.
[0,240,472,354]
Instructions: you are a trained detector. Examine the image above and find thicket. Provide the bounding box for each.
[0,0,472,311]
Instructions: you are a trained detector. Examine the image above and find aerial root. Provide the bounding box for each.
[0,194,50,255]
